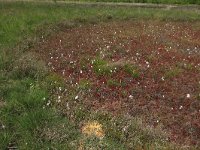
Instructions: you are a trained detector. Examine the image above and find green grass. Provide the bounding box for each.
[0,1,200,149]
[124,64,140,78]
[107,79,121,87]
[164,67,182,79]
[79,79,92,90]
[1,1,200,49]
[0,77,80,149]
[92,58,114,76]
[55,0,200,5]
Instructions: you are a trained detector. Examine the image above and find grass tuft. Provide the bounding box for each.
[124,64,140,78]
[93,58,113,76]
[164,67,182,79]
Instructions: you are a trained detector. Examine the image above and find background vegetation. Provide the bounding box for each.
[59,0,200,5]
[0,1,200,149]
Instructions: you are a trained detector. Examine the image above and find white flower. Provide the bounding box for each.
[161,77,165,81]
[66,102,70,110]
[46,101,51,106]
[179,106,183,109]
[186,94,191,98]
[59,87,62,91]
[129,95,133,99]
[2,124,5,129]
[75,95,79,100]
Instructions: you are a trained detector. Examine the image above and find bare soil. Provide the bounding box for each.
[35,20,200,146]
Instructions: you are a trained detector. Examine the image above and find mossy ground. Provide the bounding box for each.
[0,1,200,149]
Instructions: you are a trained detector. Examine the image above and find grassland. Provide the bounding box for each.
[54,0,200,5]
[0,1,200,149]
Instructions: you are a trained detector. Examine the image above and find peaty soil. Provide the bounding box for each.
[34,20,200,147]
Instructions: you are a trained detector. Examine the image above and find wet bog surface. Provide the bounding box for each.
[35,21,200,146]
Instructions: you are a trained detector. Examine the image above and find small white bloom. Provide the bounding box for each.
[75,95,79,100]
[129,95,133,99]
[2,125,5,129]
[186,94,191,98]
[179,106,183,109]
[161,77,165,81]
[66,102,70,110]
[59,87,62,91]
[47,101,51,106]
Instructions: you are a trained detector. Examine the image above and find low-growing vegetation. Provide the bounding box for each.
[92,58,113,76]
[124,64,140,78]
[0,1,200,149]
[53,0,200,5]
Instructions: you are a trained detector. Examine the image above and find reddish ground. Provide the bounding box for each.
[35,21,200,146]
